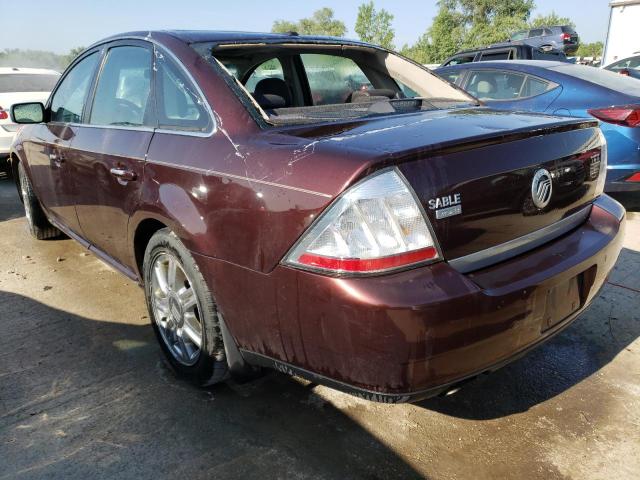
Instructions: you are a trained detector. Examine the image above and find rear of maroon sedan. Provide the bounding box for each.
[207,121,624,403]
[175,35,626,402]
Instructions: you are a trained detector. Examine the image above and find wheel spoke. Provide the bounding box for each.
[167,258,177,292]
[178,287,197,312]
[182,313,202,348]
[154,262,169,295]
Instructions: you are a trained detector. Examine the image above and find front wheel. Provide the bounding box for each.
[143,228,228,386]
[17,162,60,240]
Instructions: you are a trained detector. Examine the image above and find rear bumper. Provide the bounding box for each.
[196,195,625,403]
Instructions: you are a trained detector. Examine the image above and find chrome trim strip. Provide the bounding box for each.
[594,194,625,222]
[448,205,592,274]
[146,159,333,198]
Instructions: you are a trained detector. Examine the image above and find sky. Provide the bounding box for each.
[0,0,611,54]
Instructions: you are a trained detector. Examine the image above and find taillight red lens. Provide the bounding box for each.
[561,33,571,41]
[588,105,640,127]
[0,107,8,120]
[626,172,640,182]
[298,247,438,273]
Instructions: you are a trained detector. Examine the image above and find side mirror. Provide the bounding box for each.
[11,102,45,124]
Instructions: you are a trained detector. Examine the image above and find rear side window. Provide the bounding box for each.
[50,53,99,123]
[0,74,59,93]
[301,54,373,105]
[155,54,210,131]
[466,70,526,100]
[530,29,544,37]
[245,59,284,93]
[479,50,513,61]
[446,54,475,66]
[90,46,153,127]
[522,77,550,97]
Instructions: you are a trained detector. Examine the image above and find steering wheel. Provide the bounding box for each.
[113,98,143,122]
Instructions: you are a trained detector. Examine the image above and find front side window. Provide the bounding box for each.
[50,53,99,123]
[90,46,152,127]
[301,54,373,105]
[155,54,210,131]
[439,71,462,84]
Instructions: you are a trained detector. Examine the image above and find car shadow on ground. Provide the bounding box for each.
[0,171,23,222]
[418,245,640,419]
[0,290,425,479]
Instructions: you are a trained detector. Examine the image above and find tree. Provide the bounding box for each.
[529,11,574,28]
[401,0,535,64]
[355,1,395,49]
[63,47,86,67]
[272,8,347,37]
[575,41,604,58]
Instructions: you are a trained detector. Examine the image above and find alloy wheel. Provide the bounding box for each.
[150,252,203,366]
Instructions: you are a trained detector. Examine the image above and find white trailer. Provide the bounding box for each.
[603,0,640,66]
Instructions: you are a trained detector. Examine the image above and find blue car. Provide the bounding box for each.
[436,60,640,192]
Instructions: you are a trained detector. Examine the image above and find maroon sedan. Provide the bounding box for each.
[9,31,625,402]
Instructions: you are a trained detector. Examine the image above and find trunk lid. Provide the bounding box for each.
[276,108,604,267]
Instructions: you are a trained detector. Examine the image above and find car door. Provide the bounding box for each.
[67,40,155,272]
[24,51,101,236]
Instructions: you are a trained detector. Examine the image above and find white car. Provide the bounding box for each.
[0,67,60,167]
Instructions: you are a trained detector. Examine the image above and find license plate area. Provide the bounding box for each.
[541,266,597,332]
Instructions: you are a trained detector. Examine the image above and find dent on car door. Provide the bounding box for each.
[25,52,100,235]
[69,43,155,272]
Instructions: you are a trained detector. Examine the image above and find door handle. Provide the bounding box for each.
[109,167,137,182]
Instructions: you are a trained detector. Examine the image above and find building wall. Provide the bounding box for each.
[604,1,640,66]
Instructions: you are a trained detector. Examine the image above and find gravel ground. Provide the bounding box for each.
[0,174,639,480]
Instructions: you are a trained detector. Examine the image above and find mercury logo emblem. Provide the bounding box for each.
[531,168,552,209]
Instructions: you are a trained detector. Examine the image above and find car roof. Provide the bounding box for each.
[96,30,372,48]
[438,60,569,69]
[0,67,60,75]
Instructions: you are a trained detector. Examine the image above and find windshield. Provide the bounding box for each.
[0,73,59,93]
[550,64,640,96]
[191,42,475,125]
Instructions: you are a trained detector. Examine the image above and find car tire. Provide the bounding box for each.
[143,228,228,386]
[18,162,61,240]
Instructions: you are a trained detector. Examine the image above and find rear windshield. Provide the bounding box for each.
[550,64,640,95]
[561,26,576,34]
[192,42,476,125]
[0,74,59,93]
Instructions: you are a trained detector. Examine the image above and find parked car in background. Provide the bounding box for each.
[436,60,640,192]
[441,43,569,67]
[508,25,579,54]
[604,54,640,79]
[0,68,59,171]
[9,31,624,403]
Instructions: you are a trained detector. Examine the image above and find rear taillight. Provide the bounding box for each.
[284,169,440,275]
[560,33,571,41]
[588,105,640,128]
[626,172,640,182]
[0,107,8,120]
